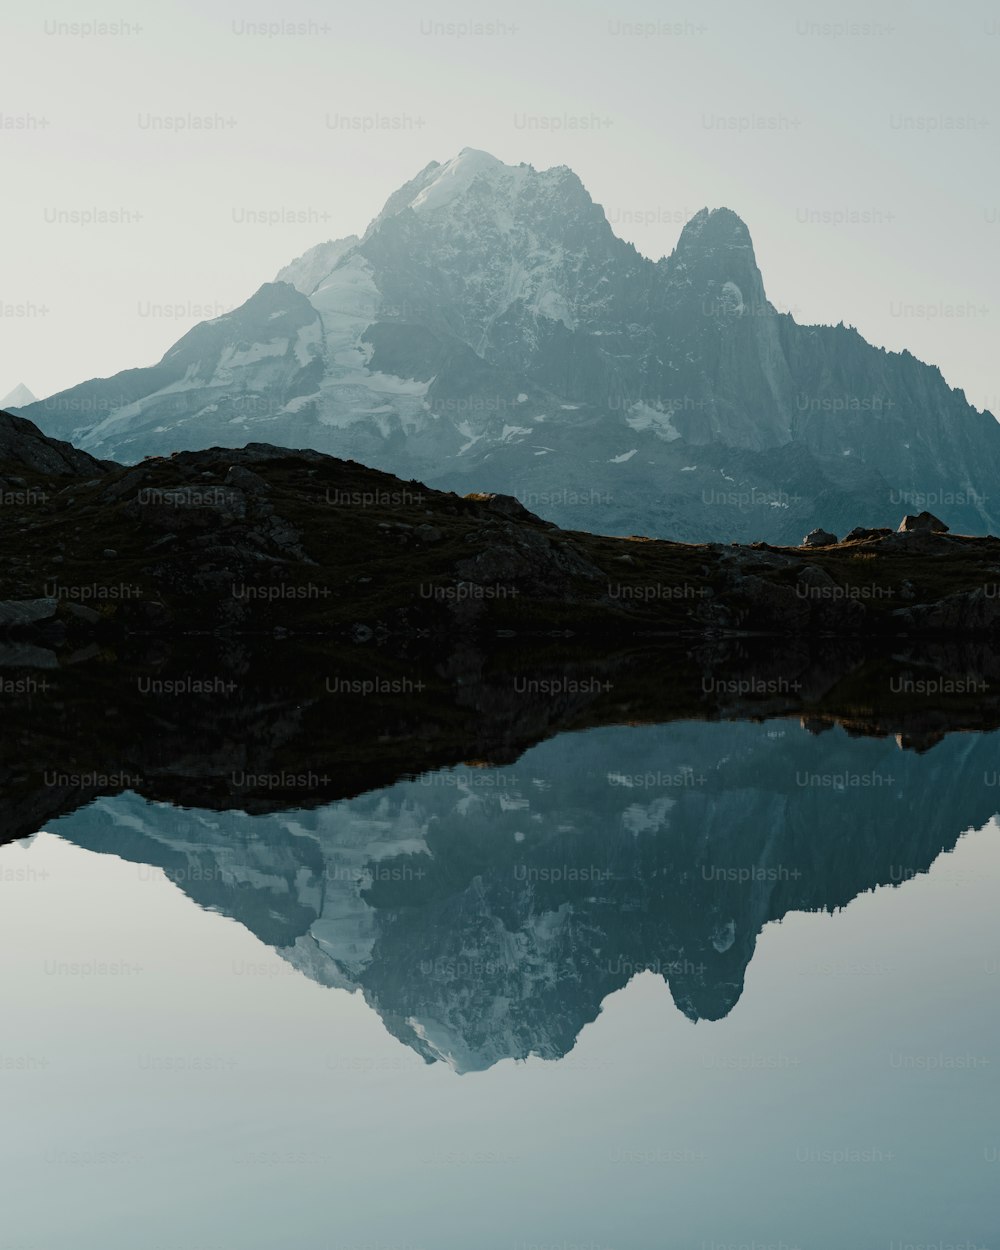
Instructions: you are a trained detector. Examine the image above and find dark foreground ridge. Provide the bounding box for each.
[3,410,1000,643]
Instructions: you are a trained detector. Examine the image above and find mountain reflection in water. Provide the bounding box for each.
[46,712,998,1072]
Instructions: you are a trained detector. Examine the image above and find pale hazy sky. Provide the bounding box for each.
[2,0,998,412]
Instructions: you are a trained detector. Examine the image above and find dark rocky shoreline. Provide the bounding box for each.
[3,410,1000,646]
[3,633,1000,848]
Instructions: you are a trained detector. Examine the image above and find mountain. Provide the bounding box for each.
[22,149,1000,542]
[1,383,37,409]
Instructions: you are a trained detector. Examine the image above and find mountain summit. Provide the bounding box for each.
[1,383,37,409]
[22,150,1000,542]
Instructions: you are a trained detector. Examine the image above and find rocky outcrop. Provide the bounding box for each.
[893,586,1000,632]
[0,598,57,631]
[1,435,999,641]
[0,410,109,477]
[464,492,553,526]
[899,511,949,533]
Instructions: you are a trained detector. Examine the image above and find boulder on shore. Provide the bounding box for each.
[898,512,949,533]
[0,598,58,632]
[802,528,838,548]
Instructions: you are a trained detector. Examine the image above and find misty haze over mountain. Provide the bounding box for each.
[17,149,1000,542]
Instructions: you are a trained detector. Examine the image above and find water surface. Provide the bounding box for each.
[3,718,999,1249]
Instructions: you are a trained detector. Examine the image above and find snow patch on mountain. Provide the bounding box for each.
[275,235,359,295]
[625,402,682,441]
[310,253,381,336]
[533,287,576,329]
[281,392,322,414]
[622,797,676,836]
[457,421,487,454]
[215,339,289,377]
[293,319,324,366]
[304,255,434,433]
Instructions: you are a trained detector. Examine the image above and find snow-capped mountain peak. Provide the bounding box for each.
[408,147,518,212]
[22,150,1000,543]
[365,148,592,239]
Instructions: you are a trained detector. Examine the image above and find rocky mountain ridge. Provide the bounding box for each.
[17,149,1000,543]
[3,409,1000,645]
[4,413,1000,646]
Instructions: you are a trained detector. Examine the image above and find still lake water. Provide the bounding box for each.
[3,717,999,1249]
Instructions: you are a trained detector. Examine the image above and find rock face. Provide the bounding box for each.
[464,491,552,526]
[802,528,838,547]
[20,149,1000,544]
[0,598,57,632]
[0,410,109,478]
[893,586,1000,632]
[898,511,949,533]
